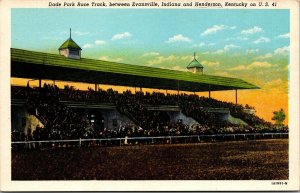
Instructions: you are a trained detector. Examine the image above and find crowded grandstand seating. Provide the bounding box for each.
[11,85,288,144]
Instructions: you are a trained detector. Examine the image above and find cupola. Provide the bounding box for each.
[186,52,204,74]
[58,28,82,59]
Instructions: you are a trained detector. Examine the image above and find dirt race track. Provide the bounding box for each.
[12,139,288,180]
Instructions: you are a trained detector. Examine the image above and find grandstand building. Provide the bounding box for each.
[11,33,261,137]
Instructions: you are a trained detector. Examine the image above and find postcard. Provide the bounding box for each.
[0,0,299,191]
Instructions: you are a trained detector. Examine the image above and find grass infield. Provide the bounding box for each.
[12,139,288,180]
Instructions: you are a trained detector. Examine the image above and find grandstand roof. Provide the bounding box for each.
[11,48,259,92]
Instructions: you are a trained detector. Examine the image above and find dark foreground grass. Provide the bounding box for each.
[12,139,288,180]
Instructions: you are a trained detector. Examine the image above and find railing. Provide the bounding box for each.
[11,133,288,150]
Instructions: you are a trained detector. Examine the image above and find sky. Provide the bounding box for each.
[11,9,290,124]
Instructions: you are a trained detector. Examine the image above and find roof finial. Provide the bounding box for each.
[70,28,71,39]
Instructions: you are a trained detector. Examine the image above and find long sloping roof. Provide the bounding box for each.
[11,48,259,92]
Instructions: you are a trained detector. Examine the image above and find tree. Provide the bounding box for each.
[272,108,286,126]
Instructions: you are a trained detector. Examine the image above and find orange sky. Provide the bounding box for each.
[11,78,289,125]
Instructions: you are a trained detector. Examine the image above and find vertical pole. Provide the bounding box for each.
[177,80,180,105]
[177,80,180,95]
[166,90,168,95]
[53,80,56,86]
[95,83,97,91]
[135,87,136,93]
[209,90,211,99]
[140,87,142,92]
[235,89,238,104]
[39,79,42,88]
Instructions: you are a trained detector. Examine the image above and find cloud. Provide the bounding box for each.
[266,78,283,86]
[263,78,288,93]
[83,44,93,48]
[192,42,215,48]
[95,40,106,45]
[142,52,160,57]
[246,49,260,54]
[61,30,90,36]
[229,65,247,71]
[213,71,234,77]
[166,34,192,43]
[73,31,90,36]
[255,46,289,60]
[247,61,273,69]
[112,32,132,40]
[265,78,286,90]
[229,61,274,71]
[241,26,264,35]
[274,46,289,55]
[192,42,206,47]
[83,40,106,49]
[255,53,273,60]
[213,44,240,54]
[201,25,226,36]
[99,56,123,62]
[180,55,193,60]
[201,60,220,67]
[276,33,290,39]
[214,50,224,54]
[147,55,191,66]
[147,55,178,65]
[252,37,270,44]
[224,44,240,51]
[169,65,186,71]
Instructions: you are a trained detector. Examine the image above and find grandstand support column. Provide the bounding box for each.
[235,89,238,104]
[177,80,180,95]
[209,91,211,98]
[140,87,142,92]
[39,78,41,88]
[95,83,98,91]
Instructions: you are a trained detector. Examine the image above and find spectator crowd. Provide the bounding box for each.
[11,84,288,148]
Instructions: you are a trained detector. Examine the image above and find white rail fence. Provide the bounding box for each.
[12,133,288,150]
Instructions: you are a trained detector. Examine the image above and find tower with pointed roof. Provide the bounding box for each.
[59,28,82,59]
[186,52,204,75]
